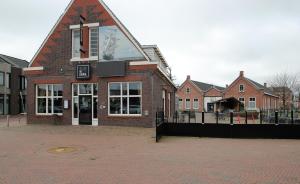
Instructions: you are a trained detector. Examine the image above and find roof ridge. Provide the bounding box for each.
[0,54,28,63]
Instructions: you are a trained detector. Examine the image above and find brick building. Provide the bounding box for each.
[0,54,28,115]
[176,75,225,112]
[224,71,279,111]
[24,0,176,127]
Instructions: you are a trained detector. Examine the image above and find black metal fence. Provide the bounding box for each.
[156,110,300,142]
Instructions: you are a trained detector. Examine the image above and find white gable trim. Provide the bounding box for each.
[23,67,44,71]
[29,0,150,67]
[29,0,75,67]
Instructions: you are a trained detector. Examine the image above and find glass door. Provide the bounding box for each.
[79,95,92,125]
[72,83,98,126]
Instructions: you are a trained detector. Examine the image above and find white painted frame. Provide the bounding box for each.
[89,27,99,59]
[193,99,199,110]
[248,97,256,110]
[71,29,81,59]
[239,84,245,92]
[108,82,142,117]
[35,84,63,116]
[185,99,191,110]
[72,83,98,126]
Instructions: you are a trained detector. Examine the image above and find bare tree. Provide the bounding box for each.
[270,72,298,110]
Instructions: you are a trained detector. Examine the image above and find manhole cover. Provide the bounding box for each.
[48,147,78,154]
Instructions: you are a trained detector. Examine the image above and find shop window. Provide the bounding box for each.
[72,29,80,58]
[99,26,144,61]
[36,84,63,115]
[109,82,142,115]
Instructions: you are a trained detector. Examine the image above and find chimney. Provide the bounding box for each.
[264,83,267,88]
[187,75,191,80]
[240,71,244,77]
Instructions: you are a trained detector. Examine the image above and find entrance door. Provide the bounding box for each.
[79,95,92,125]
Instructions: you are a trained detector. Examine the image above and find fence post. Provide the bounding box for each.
[7,115,9,127]
[260,110,263,124]
[230,112,233,125]
[188,111,191,123]
[291,110,294,124]
[245,111,248,124]
[216,111,219,124]
[175,111,178,123]
[275,111,279,125]
[202,112,205,124]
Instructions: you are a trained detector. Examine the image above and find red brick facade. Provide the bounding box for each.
[24,0,176,127]
[224,71,278,110]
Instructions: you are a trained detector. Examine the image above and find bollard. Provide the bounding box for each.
[260,110,263,124]
[230,112,233,125]
[291,110,294,124]
[6,115,9,127]
[216,111,219,124]
[275,111,279,125]
[202,112,205,124]
[245,111,248,124]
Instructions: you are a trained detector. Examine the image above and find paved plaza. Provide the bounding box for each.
[0,124,300,184]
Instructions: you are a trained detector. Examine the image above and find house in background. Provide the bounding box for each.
[271,87,294,110]
[176,75,225,112]
[0,54,28,115]
[224,71,278,111]
[24,0,176,127]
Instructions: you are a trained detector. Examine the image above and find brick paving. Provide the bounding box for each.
[0,125,300,184]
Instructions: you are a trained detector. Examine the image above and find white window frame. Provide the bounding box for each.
[89,27,99,59]
[178,99,183,110]
[239,84,245,92]
[193,99,199,109]
[186,87,191,94]
[108,82,142,116]
[248,97,256,109]
[72,29,80,59]
[185,99,191,110]
[36,84,63,116]
[72,83,98,126]
[239,97,245,104]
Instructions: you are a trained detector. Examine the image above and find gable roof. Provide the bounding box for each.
[29,0,150,67]
[245,77,277,96]
[0,54,28,68]
[191,80,225,92]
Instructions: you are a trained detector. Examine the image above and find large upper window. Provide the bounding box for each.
[0,72,4,86]
[248,97,256,109]
[109,82,142,115]
[36,84,63,115]
[72,29,80,58]
[89,27,99,57]
[99,26,144,61]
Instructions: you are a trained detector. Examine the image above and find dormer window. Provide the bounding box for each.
[186,87,190,94]
[239,84,244,92]
[72,29,80,58]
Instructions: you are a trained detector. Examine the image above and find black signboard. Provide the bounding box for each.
[96,61,128,78]
[76,64,91,80]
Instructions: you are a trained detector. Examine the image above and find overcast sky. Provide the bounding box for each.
[1,0,300,86]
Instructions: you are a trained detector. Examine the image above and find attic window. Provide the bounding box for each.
[239,84,244,92]
[186,88,190,94]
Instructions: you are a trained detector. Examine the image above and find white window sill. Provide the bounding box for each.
[108,114,142,117]
[36,113,63,116]
[70,57,98,62]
